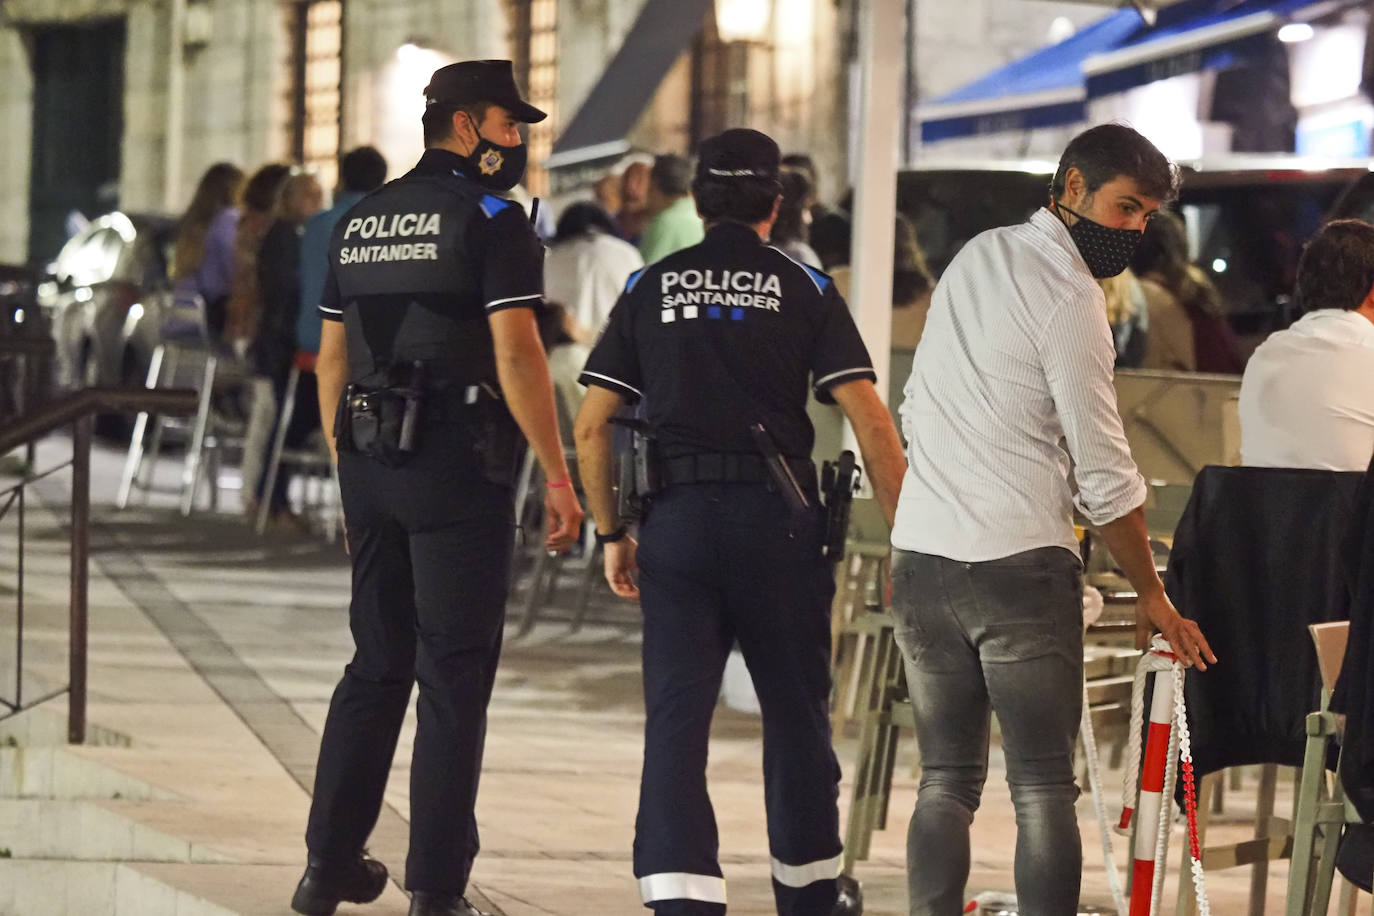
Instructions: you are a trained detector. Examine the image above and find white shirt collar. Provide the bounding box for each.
[1287,308,1374,350]
[1028,207,1091,278]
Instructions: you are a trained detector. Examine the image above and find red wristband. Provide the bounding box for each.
[546,477,573,489]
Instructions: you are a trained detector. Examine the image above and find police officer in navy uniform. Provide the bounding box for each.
[573,129,907,916]
[290,61,583,916]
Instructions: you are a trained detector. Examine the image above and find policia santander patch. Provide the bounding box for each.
[338,212,443,265]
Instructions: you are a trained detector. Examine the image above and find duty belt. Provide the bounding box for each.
[660,452,815,489]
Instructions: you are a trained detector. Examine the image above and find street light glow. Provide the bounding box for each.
[715,0,771,44]
[1278,23,1314,43]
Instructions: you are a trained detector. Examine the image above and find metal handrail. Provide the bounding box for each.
[1,386,197,742]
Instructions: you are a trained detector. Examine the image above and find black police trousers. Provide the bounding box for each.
[305,411,514,894]
[633,482,843,915]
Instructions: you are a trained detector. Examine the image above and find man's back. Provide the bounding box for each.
[544,231,643,336]
[1239,308,1374,470]
[894,208,1143,561]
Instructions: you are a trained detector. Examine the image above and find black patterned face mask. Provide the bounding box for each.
[1055,202,1143,279]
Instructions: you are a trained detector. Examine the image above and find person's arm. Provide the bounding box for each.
[1038,289,1214,667]
[488,308,583,552]
[829,379,906,528]
[1096,505,1215,669]
[573,385,638,598]
[316,319,347,465]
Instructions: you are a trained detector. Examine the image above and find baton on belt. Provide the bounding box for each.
[749,422,809,517]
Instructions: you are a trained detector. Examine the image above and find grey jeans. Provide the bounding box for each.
[891,546,1084,916]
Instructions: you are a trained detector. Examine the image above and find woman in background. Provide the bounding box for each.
[170,162,244,339]
[1133,211,1244,373]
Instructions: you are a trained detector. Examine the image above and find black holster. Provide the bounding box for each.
[335,362,426,468]
[609,417,660,520]
[820,450,861,564]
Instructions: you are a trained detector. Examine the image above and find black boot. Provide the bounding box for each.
[832,873,863,916]
[408,891,491,916]
[290,851,389,915]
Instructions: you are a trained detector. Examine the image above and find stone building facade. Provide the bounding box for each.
[0,0,858,265]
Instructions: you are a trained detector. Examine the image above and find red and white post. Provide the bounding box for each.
[1128,649,1178,916]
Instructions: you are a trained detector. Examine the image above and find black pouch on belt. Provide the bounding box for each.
[337,365,424,468]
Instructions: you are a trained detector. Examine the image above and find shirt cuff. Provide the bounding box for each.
[1073,471,1148,527]
[579,371,642,402]
[485,293,541,313]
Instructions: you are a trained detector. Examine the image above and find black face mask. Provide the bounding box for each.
[1055,202,1143,279]
[466,132,528,192]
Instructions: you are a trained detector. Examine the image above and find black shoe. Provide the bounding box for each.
[832,874,863,916]
[290,851,389,915]
[408,891,490,916]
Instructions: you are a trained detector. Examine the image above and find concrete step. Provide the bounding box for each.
[0,799,232,863]
[0,861,239,916]
[0,861,414,915]
[0,705,131,749]
[0,747,176,801]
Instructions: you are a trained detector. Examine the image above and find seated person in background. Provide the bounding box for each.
[544,201,643,345]
[1239,219,1374,470]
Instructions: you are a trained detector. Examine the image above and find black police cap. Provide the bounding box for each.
[424,60,547,124]
[695,129,782,187]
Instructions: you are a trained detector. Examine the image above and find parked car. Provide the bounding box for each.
[891,156,1374,349]
[35,211,177,394]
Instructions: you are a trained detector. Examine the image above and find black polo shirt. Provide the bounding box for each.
[319,148,543,381]
[579,221,875,459]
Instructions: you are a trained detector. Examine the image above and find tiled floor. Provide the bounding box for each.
[0,436,1363,914]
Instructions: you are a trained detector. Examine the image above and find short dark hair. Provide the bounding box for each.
[810,212,852,270]
[1296,219,1374,313]
[241,163,292,214]
[340,147,387,193]
[554,201,618,243]
[422,101,491,148]
[1051,123,1179,205]
[781,153,818,186]
[771,171,813,246]
[650,154,694,197]
[692,177,778,225]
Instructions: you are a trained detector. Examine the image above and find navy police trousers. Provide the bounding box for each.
[306,417,514,895]
[633,482,844,915]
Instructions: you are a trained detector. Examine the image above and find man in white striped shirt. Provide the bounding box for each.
[890,124,1215,914]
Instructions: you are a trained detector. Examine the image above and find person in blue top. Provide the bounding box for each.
[296,146,388,358]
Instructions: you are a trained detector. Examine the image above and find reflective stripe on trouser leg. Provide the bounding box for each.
[638,873,728,905]
[771,852,843,887]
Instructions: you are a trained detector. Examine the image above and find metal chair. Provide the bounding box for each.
[1285,622,1365,916]
[254,362,336,535]
[117,293,251,515]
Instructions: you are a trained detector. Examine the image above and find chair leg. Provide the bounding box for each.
[256,368,298,534]
[1249,763,1278,916]
[180,353,217,516]
[117,343,164,508]
[571,538,601,633]
[1286,712,1337,916]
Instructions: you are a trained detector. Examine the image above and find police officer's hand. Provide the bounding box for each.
[544,483,584,552]
[604,537,640,600]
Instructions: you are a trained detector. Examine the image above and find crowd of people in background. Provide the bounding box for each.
[159,136,1267,530]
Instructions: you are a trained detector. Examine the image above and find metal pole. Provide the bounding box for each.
[848,0,904,405]
[68,414,90,744]
[903,0,918,165]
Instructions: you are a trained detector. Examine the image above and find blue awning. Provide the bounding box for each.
[918,9,1143,143]
[1083,0,1353,98]
[920,0,1357,144]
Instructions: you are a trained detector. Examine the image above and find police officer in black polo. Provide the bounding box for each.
[573,129,907,916]
[290,61,583,916]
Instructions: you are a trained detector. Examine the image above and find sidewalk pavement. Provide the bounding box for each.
[0,436,1303,914]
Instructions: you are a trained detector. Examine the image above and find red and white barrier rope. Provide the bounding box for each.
[1116,636,1210,916]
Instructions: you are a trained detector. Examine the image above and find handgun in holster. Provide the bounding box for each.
[608,416,660,521]
[820,450,862,565]
[338,361,427,467]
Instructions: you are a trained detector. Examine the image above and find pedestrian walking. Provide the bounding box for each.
[574,128,907,916]
[291,59,583,916]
